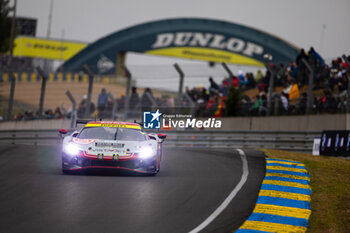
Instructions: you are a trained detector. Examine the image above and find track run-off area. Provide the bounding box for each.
[0,144,267,233]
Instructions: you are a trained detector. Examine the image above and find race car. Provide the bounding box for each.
[59,120,166,175]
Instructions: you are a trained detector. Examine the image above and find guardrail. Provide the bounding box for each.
[163,130,320,152]
[0,129,320,152]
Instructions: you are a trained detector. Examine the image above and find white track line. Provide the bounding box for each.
[188,149,249,233]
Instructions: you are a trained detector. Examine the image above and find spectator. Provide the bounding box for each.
[141,88,155,110]
[78,95,96,118]
[277,64,287,86]
[280,92,289,114]
[283,80,300,100]
[231,76,239,89]
[77,95,87,118]
[130,86,140,110]
[297,93,307,114]
[250,95,262,115]
[296,48,309,66]
[221,78,230,96]
[246,73,256,89]
[308,47,325,66]
[323,91,337,113]
[242,95,252,116]
[214,95,225,117]
[98,88,109,114]
[238,70,248,87]
[256,70,263,83]
[205,96,219,116]
[54,107,63,119]
[198,85,210,102]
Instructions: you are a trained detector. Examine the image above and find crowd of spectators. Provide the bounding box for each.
[5,48,350,121]
[13,107,64,121]
[184,48,350,117]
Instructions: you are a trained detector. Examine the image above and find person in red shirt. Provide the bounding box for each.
[232,76,239,89]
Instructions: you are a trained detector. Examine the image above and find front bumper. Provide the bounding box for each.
[62,152,157,174]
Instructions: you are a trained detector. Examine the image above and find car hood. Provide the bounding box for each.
[70,138,155,156]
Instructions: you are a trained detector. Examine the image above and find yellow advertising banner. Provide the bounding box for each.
[13,36,87,61]
[146,47,264,67]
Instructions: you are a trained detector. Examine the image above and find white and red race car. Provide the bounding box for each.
[59,120,166,175]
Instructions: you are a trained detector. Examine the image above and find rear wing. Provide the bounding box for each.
[133,120,143,127]
[75,119,94,127]
[75,119,143,129]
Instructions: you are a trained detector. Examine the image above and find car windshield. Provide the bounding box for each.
[78,127,147,141]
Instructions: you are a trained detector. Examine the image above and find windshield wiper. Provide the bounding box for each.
[114,128,118,140]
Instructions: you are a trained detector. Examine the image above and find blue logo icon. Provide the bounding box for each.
[143,109,162,129]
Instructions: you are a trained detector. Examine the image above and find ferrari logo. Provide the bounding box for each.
[97,153,104,160]
[113,154,119,161]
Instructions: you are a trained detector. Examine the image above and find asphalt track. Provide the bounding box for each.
[0,144,265,233]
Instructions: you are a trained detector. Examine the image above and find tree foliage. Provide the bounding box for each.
[224,86,243,116]
[0,0,11,53]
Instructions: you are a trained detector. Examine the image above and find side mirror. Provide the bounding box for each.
[59,129,68,135]
[158,133,167,140]
[72,133,79,138]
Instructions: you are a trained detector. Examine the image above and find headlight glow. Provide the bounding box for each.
[65,143,81,156]
[138,147,154,159]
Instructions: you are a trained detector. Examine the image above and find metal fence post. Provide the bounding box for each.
[123,66,132,121]
[7,72,16,120]
[183,92,196,116]
[221,63,234,79]
[66,91,76,129]
[36,67,48,118]
[108,92,118,120]
[342,55,350,113]
[6,0,17,121]
[174,63,184,107]
[274,95,279,115]
[83,65,94,118]
[264,60,275,116]
[145,92,157,109]
[302,58,314,115]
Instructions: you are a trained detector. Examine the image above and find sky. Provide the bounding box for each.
[13,0,350,91]
[15,0,350,63]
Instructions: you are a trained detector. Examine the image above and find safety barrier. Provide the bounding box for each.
[0,129,320,152]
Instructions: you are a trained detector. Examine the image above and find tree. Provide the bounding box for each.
[0,0,11,54]
[224,87,243,116]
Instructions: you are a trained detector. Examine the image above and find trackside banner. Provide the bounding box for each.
[146,32,264,66]
[320,130,350,156]
[13,36,87,61]
[62,18,299,74]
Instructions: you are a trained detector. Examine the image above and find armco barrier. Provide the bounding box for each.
[0,129,320,152]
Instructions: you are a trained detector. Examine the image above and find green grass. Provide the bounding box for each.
[262,149,350,233]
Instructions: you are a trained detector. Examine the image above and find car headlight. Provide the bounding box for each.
[65,143,81,156]
[138,147,155,159]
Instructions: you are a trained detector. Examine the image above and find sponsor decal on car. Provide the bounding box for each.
[85,122,141,130]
